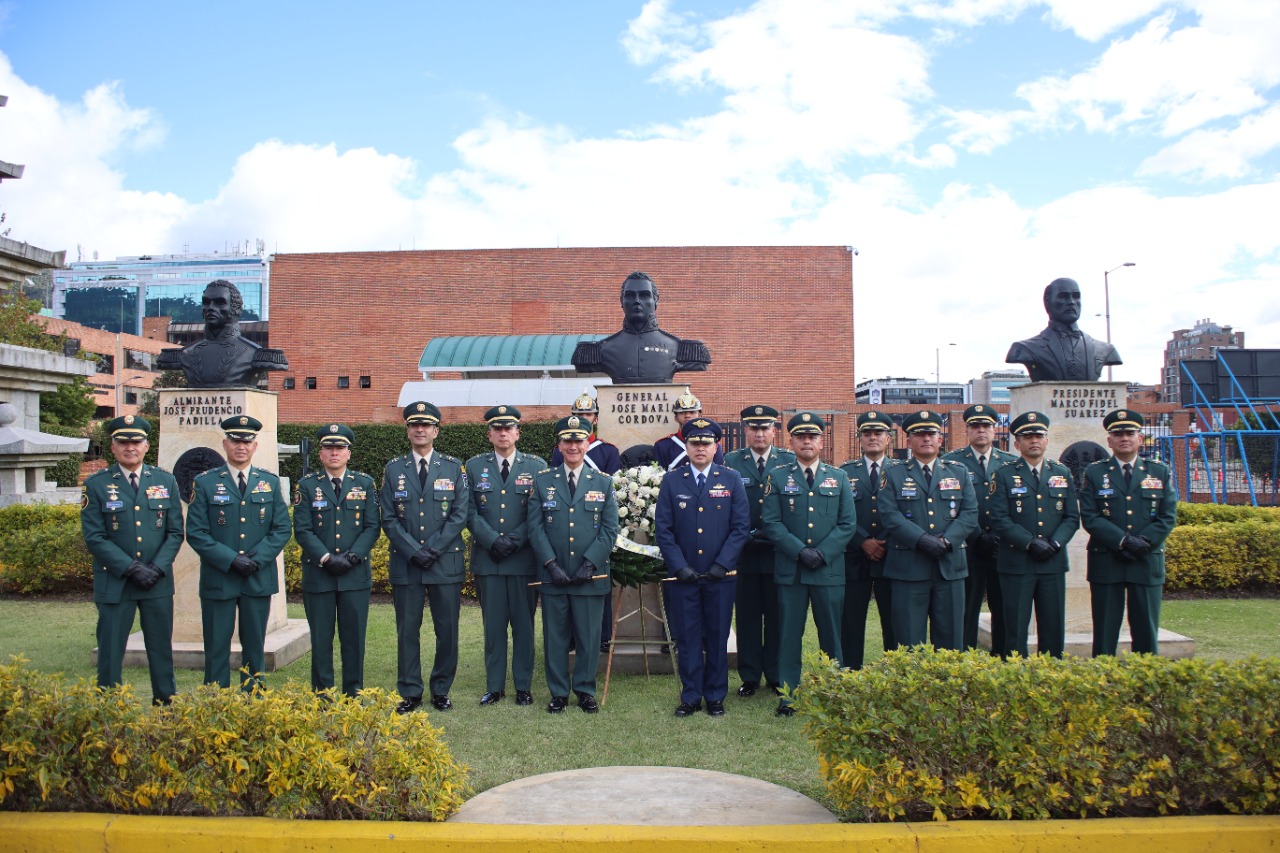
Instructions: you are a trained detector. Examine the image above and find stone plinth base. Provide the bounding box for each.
[104,617,313,672]
[596,383,689,454]
[977,612,1195,659]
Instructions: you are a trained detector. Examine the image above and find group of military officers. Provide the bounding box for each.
[82,393,1175,717]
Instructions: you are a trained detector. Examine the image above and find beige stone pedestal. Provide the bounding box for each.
[596,382,689,452]
[119,388,310,671]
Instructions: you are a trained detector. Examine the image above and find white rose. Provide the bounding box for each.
[639,518,651,531]
[617,506,629,518]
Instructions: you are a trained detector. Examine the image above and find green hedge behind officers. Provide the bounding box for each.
[1081,409,1178,655]
[465,405,546,707]
[380,401,471,715]
[186,415,292,690]
[292,423,381,697]
[81,415,183,704]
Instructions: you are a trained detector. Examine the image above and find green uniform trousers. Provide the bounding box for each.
[734,571,780,687]
[392,582,461,699]
[541,592,605,699]
[302,587,371,697]
[475,574,537,693]
[963,553,1005,655]
[1002,572,1066,658]
[840,576,892,670]
[890,576,963,650]
[1091,582,1162,656]
[777,583,843,702]
[201,595,271,689]
[96,597,176,702]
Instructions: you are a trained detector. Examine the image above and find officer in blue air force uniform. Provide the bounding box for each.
[838,411,900,669]
[988,411,1080,659]
[379,401,471,714]
[292,423,381,697]
[722,404,795,697]
[465,405,546,707]
[81,415,182,704]
[656,417,750,717]
[1080,409,1177,656]
[527,415,620,714]
[879,410,978,652]
[186,415,292,690]
[762,411,856,717]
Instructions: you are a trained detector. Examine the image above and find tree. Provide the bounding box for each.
[0,286,61,352]
[40,376,98,428]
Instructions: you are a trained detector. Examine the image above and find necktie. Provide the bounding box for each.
[418,458,428,489]
[757,456,765,477]
[1123,462,1133,488]
[806,468,814,489]
[1033,468,1041,489]
[869,461,879,484]
[238,471,247,496]
[568,470,577,497]
[501,458,510,482]
[332,477,342,498]
[922,464,932,489]
[696,472,706,493]
[979,454,987,477]
[129,472,138,492]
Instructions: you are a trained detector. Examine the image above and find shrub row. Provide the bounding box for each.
[1176,503,1280,526]
[796,648,1280,822]
[1165,519,1280,591]
[0,658,470,819]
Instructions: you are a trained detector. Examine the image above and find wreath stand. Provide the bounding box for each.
[600,535,678,706]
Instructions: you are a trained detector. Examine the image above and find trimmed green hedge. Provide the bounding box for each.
[1176,503,1280,526]
[797,648,1280,821]
[1166,519,1280,591]
[0,504,92,595]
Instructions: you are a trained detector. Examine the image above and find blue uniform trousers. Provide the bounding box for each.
[668,577,736,705]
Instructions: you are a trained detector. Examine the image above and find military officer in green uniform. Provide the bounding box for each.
[761,411,856,716]
[526,415,620,714]
[82,415,182,704]
[723,404,795,696]
[292,423,382,697]
[380,401,471,714]
[879,410,978,651]
[942,404,1017,655]
[465,405,546,707]
[1081,410,1177,656]
[186,416,292,690]
[988,411,1080,658]
[837,411,900,669]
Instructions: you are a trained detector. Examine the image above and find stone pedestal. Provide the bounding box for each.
[120,388,310,671]
[596,383,689,453]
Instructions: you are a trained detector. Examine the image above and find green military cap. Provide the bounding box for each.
[902,410,943,434]
[555,414,592,441]
[681,417,722,444]
[740,404,779,426]
[485,405,521,427]
[1103,409,1144,432]
[570,393,598,414]
[962,404,998,425]
[221,415,262,441]
[857,411,893,432]
[672,392,702,413]
[316,423,354,447]
[107,414,150,442]
[403,401,442,424]
[1010,411,1050,435]
[787,411,825,435]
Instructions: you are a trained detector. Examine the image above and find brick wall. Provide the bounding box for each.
[35,316,168,417]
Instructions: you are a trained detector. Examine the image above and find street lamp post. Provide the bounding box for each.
[1104,262,1136,381]
[936,343,956,405]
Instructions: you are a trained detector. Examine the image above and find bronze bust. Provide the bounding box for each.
[572,272,710,384]
[156,280,287,387]
[1006,277,1121,381]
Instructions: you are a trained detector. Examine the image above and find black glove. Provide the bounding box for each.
[572,559,596,585]
[976,531,1001,558]
[546,560,572,587]
[230,554,259,577]
[124,561,161,589]
[675,566,699,584]
[707,563,727,580]
[915,534,948,559]
[489,535,519,562]
[797,548,825,570]
[348,553,364,566]
[1026,538,1056,563]
[142,563,166,590]
[324,554,353,576]
[410,546,440,569]
[1121,534,1152,560]
[746,529,772,551]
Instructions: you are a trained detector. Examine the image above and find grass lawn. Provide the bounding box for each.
[1,593,1277,805]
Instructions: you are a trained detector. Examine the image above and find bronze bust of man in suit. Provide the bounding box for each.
[156,280,287,388]
[1006,277,1121,381]
[571,271,710,384]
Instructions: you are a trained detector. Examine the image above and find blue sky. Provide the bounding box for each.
[2,1,1278,390]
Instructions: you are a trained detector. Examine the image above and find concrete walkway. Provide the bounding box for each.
[450,765,837,825]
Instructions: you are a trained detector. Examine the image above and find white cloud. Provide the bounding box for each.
[1139,103,1280,179]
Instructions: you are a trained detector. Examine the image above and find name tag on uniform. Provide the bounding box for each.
[312,500,328,509]
[212,494,232,504]
[1048,475,1069,488]
[900,487,917,498]
[105,500,124,510]
[474,480,492,491]
[1141,477,1163,490]
[542,500,558,509]
[435,480,454,491]
[741,477,752,485]
[393,490,408,499]
[1097,489,1114,497]
[938,477,961,491]
[1010,487,1027,495]
[782,482,801,494]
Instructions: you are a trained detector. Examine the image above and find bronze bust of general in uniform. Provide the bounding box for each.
[1006,277,1121,381]
[571,272,710,384]
[156,280,288,388]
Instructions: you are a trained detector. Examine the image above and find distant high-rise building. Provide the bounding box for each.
[969,368,1028,404]
[856,376,967,406]
[1162,318,1244,404]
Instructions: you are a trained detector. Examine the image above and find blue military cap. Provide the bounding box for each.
[316,423,354,447]
[787,411,825,435]
[485,405,521,427]
[555,415,592,441]
[962,404,998,425]
[403,401,442,424]
[740,404,780,426]
[1010,411,1050,435]
[1103,409,1144,432]
[902,410,943,434]
[857,411,893,432]
[681,417,722,444]
[107,414,150,442]
[221,415,262,441]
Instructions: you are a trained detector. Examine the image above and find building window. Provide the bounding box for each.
[283,377,295,390]
[337,376,350,389]
[124,391,138,405]
[359,375,372,389]
[305,377,317,390]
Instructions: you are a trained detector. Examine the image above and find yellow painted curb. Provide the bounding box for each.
[3,813,1279,852]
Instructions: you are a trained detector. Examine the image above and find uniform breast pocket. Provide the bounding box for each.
[434,490,454,514]
[250,493,272,523]
[515,486,532,507]
[815,487,839,515]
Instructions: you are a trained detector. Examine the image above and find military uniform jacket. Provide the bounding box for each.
[838,456,900,581]
[465,450,546,576]
[379,452,470,585]
[186,465,291,600]
[82,464,184,604]
[292,470,382,593]
[760,460,856,586]
[723,447,796,575]
[653,434,724,470]
[879,457,978,582]
[1080,456,1177,585]
[942,447,1018,545]
[526,466,620,595]
[655,463,750,575]
[988,457,1080,575]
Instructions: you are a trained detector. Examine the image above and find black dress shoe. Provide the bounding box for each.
[674,701,703,717]
[706,700,726,717]
[515,690,533,706]
[600,640,611,653]
[737,682,759,698]
[775,704,796,718]
[430,694,453,711]
[395,696,423,715]
[576,691,599,713]
[480,691,504,706]
[768,681,784,696]
[547,695,568,714]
